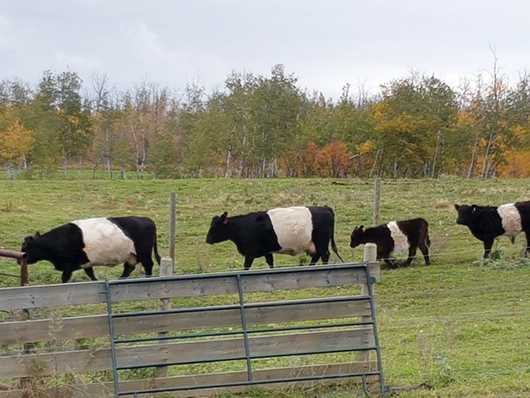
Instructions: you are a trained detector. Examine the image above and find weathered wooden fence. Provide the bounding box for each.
[0,258,383,397]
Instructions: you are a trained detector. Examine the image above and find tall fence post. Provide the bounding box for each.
[169,192,176,272]
[20,259,28,287]
[0,249,34,390]
[358,243,378,368]
[373,177,381,227]
[155,256,174,378]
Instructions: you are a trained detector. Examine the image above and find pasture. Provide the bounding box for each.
[1,177,530,397]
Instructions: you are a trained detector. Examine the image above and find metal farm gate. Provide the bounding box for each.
[102,262,387,397]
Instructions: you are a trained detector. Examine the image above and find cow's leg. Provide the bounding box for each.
[244,256,255,271]
[83,267,98,281]
[380,250,398,269]
[320,249,331,265]
[419,241,430,265]
[119,263,136,279]
[309,253,321,265]
[137,254,154,277]
[524,231,530,257]
[404,244,418,267]
[483,237,494,259]
[264,253,274,269]
[378,250,397,269]
[312,240,330,265]
[61,270,73,283]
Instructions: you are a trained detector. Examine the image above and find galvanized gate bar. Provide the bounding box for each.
[236,273,253,382]
[109,294,371,319]
[104,281,120,398]
[364,262,387,396]
[105,263,368,283]
[117,371,384,396]
[113,345,380,371]
[105,263,386,397]
[114,320,376,345]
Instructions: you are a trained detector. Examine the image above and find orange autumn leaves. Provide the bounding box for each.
[282,140,356,177]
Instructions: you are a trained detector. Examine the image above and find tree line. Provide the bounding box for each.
[1,62,530,179]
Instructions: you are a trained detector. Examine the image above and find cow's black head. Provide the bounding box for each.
[350,226,367,249]
[454,204,477,226]
[19,232,42,265]
[206,212,229,244]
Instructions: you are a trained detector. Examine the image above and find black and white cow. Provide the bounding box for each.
[349,218,431,268]
[19,216,161,283]
[455,202,530,258]
[206,206,344,270]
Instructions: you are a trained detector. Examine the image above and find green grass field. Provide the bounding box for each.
[1,177,530,397]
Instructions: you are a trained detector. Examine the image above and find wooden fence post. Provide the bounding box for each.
[357,243,377,368]
[155,256,174,378]
[169,192,176,272]
[373,177,381,227]
[20,257,32,390]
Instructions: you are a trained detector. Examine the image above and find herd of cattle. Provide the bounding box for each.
[14,200,530,283]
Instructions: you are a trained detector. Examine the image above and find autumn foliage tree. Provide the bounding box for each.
[282,140,352,177]
[0,118,34,177]
[2,63,530,179]
[316,140,353,177]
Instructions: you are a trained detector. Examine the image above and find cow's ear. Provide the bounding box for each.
[34,231,41,238]
[360,225,364,231]
[454,204,460,211]
[220,212,228,224]
[471,204,477,212]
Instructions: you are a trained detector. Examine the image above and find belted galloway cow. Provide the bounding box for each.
[455,202,530,258]
[349,218,430,268]
[206,206,344,270]
[19,216,161,283]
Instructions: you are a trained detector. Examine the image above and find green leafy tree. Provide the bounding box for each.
[372,74,458,177]
[250,65,308,177]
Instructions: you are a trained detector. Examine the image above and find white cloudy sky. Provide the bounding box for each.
[0,0,528,100]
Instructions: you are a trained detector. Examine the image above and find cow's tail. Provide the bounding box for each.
[329,207,344,263]
[153,230,161,265]
[425,234,431,248]
[331,235,344,263]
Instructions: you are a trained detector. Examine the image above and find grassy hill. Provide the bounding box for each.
[1,177,530,397]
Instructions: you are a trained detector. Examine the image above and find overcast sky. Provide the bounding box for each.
[1,0,528,100]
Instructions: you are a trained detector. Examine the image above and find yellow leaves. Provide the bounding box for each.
[510,124,528,138]
[457,109,476,127]
[478,137,488,148]
[93,111,103,123]
[355,139,375,154]
[68,115,80,127]
[375,112,435,137]
[372,102,387,122]
[495,147,530,177]
[0,118,34,160]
